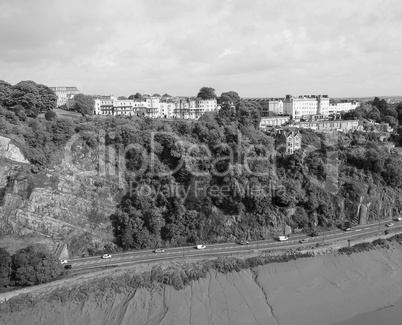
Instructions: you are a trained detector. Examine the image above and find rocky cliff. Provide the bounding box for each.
[1,132,401,256]
[0,135,122,255]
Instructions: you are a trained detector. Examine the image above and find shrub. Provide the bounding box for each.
[12,245,63,286]
[44,110,57,121]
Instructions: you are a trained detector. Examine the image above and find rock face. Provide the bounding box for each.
[0,135,122,254]
[0,136,29,164]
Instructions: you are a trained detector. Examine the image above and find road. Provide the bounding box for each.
[67,219,401,270]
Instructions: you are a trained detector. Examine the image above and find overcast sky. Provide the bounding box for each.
[1,0,401,98]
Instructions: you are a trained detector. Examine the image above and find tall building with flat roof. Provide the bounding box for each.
[283,95,329,119]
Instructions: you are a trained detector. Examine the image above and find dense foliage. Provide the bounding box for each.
[44,110,57,121]
[0,80,57,117]
[72,93,95,116]
[342,96,402,129]
[1,81,402,252]
[11,245,62,286]
[0,248,11,287]
[197,87,217,100]
[0,245,62,287]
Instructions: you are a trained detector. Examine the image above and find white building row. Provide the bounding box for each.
[93,96,219,119]
[283,95,360,119]
[328,101,360,114]
[245,96,359,119]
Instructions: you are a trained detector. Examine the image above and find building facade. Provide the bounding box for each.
[296,120,359,132]
[244,98,284,116]
[328,101,360,114]
[275,131,302,155]
[259,116,290,129]
[50,87,80,106]
[92,96,218,119]
[283,95,330,120]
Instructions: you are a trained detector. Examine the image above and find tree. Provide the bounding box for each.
[382,158,402,188]
[219,91,240,105]
[162,93,172,97]
[11,81,57,116]
[197,87,216,100]
[12,245,62,286]
[73,93,95,116]
[342,108,363,120]
[0,80,13,107]
[129,93,143,100]
[236,100,262,129]
[0,248,11,287]
[366,107,381,122]
[111,209,153,250]
[45,110,57,121]
[118,96,127,100]
[152,93,161,97]
[216,102,237,126]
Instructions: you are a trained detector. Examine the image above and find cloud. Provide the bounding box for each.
[0,0,401,97]
[219,48,238,58]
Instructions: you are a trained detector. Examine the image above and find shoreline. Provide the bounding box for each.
[2,234,402,324]
[332,295,402,325]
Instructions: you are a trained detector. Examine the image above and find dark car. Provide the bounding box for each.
[64,264,72,270]
[309,231,319,237]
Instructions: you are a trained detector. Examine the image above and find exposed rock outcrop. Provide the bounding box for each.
[0,136,29,164]
[0,134,123,254]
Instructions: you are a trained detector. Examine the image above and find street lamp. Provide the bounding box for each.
[181,237,185,258]
[257,233,259,250]
[377,218,381,234]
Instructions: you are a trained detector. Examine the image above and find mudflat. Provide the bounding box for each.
[3,246,402,325]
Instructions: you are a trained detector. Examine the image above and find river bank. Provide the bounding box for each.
[2,236,402,324]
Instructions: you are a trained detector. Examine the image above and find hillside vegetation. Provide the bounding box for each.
[1,82,402,254]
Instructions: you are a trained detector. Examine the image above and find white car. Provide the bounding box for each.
[393,217,402,222]
[196,244,206,250]
[154,248,165,253]
[101,254,112,259]
[386,223,394,227]
[60,259,68,264]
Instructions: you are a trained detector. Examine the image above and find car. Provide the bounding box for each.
[299,239,308,243]
[154,248,165,253]
[309,231,319,237]
[60,259,68,264]
[101,254,112,259]
[393,217,402,221]
[64,264,72,270]
[345,227,352,231]
[386,223,394,227]
[196,244,206,250]
[239,240,249,245]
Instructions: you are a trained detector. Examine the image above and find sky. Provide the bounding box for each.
[1,0,401,98]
